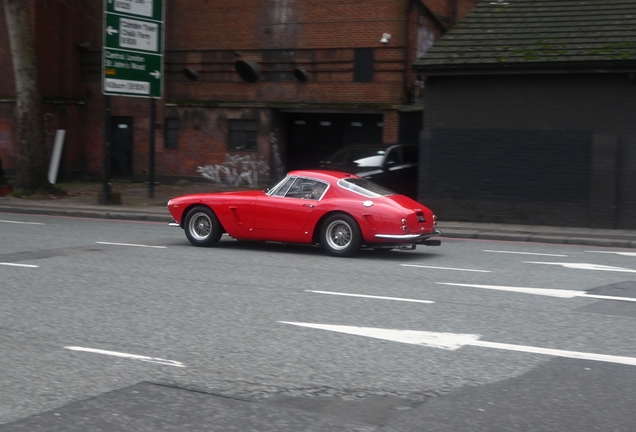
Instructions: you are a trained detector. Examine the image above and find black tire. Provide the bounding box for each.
[184,205,223,247]
[320,213,362,257]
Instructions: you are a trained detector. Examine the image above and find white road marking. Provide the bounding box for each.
[586,251,636,257]
[64,346,185,367]
[0,219,44,225]
[526,262,636,273]
[0,263,39,268]
[280,322,636,366]
[96,242,167,249]
[436,283,636,303]
[437,283,580,298]
[484,249,567,257]
[306,290,434,304]
[401,264,491,273]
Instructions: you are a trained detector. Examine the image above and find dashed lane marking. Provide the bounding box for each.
[64,346,185,367]
[0,263,39,268]
[0,219,44,225]
[401,264,491,273]
[526,262,636,273]
[96,242,167,249]
[484,249,567,257]
[280,322,636,367]
[586,251,636,257]
[306,290,434,304]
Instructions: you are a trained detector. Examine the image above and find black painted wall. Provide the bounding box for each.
[419,73,636,228]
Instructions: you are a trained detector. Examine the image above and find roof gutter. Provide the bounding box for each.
[414,60,636,76]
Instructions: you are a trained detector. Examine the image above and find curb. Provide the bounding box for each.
[0,205,171,223]
[440,231,636,249]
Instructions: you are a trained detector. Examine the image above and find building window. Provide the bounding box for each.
[229,119,258,151]
[164,118,179,149]
[354,48,374,82]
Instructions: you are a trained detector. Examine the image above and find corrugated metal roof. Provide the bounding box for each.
[414,0,636,73]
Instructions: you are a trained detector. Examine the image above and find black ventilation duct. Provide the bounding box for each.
[234,60,261,82]
[293,68,310,82]
[183,68,198,81]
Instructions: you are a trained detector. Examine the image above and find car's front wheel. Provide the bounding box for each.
[184,205,223,247]
[320,213,362,257]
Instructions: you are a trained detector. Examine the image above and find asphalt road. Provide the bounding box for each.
[1,213,636,431]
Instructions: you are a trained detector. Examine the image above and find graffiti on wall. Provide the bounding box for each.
[197,154,269,187]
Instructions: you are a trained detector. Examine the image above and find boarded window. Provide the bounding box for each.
[354,48,374,82]
[229,120,258,151]
[164,118,179,149]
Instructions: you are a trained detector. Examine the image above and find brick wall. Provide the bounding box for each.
[0,0,479,181]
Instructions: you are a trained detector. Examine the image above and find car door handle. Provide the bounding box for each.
[303,203,315,208]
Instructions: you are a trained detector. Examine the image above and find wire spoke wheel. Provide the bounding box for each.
[325,220,353,250]
[184,205,223,247]
[321,213,361,257]
[189,212,212,241]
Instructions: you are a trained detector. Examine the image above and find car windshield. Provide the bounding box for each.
[337,177,395,197]
[267,176,295,196]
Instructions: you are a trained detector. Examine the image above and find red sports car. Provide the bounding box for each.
[167,170,441,257]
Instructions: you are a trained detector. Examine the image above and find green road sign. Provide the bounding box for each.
[103,0,164,98]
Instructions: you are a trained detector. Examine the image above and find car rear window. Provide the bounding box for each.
[338,178,395,197]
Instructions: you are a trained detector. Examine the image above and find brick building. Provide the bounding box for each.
[414,0,636,229]
[0,0,480,188]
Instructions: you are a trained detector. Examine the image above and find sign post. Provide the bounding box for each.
[102,0,164,201]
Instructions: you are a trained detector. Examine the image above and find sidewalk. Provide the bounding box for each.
[1,180,636,249]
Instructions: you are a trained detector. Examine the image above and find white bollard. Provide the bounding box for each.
[48,129,66,184]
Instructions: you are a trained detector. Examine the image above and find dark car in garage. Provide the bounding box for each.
[318,144,419,198]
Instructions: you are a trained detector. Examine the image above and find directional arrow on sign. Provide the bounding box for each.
[150,70,161,79]
[279,322,636,366]
[106,25,118,35]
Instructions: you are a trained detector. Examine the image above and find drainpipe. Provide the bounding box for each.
[404,0,414,104]
[450,0,458,26]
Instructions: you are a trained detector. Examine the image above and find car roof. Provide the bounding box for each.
[333,143,416,150]
[325,143,417,157]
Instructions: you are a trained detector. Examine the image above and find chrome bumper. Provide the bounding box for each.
[169,222,180,227]
[374,229,442,241]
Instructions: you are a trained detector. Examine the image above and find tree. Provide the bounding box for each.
[3,0,52,193]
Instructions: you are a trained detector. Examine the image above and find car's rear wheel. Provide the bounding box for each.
[184,205,223,247]
[321,213,362,257]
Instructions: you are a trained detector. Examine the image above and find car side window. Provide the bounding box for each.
[283,178,328,200]
[403,146,418,164]
[385,148,402,166]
